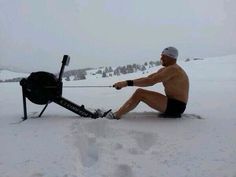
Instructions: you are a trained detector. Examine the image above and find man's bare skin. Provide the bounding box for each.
[112,53,189,119]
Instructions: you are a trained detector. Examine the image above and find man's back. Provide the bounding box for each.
[162,64,189,103]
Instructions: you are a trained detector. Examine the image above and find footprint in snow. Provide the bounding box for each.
[74,134,99,168]
[130,131,157,151]
[30,173,44,177]
[83,120,110,138]
[113,164,134,177]
[71,122,99,168]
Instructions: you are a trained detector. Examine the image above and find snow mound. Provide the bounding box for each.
[0,69,29,81]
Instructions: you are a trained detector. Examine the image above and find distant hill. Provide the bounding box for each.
[0,69,29,82]
[2,55,235,83]
[0,60,161,82]
[61,60,161,81]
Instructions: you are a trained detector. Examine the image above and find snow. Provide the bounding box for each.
[0,70,29,81]
[0,55,236,177]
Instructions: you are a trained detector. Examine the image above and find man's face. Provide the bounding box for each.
[160,54,176,66]
[160,54,167,66]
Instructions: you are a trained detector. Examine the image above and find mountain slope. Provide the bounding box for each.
[0,69,29,81]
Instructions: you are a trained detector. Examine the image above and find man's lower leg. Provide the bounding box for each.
[115,98,140,118]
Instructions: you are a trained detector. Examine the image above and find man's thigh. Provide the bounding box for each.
[140,89,167,112]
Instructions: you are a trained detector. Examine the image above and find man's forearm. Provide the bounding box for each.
[132,77,154,87]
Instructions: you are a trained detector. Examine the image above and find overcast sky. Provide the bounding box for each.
[0,0,235,72]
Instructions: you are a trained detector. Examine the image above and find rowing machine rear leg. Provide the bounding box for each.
[38,103,49,117]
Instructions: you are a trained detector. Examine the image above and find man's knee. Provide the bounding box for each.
[132,88,145,100]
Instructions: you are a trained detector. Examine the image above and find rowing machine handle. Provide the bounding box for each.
[58,55,70,81]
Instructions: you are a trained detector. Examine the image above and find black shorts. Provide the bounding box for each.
[164,98,186,117]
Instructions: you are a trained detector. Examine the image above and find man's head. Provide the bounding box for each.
[160,47,178,66]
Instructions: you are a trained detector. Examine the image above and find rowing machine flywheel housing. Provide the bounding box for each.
[20,71,62,105]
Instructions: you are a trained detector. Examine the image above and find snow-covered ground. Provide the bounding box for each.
[0,55,236,177]
[0,69,29,81]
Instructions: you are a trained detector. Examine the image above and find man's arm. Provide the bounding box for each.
[121,68,164,87]
[113,67,175,89]
[132,67,176,87]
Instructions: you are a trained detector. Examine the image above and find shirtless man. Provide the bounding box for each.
[107,47,189,119]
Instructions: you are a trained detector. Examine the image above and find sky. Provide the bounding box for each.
[0,0,236,72]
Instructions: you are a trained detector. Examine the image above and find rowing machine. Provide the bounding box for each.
[19,55,110,121]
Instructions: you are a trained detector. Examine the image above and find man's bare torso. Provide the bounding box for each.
[160,64,189,103]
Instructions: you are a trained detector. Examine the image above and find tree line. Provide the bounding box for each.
[0,60,161,82]
[62,60,161,81]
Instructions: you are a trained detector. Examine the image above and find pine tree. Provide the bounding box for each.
[102,72,107,78]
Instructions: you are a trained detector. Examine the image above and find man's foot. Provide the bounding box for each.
[105,111,119,120]
[94,109,112,118]
[94,109,103,117]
